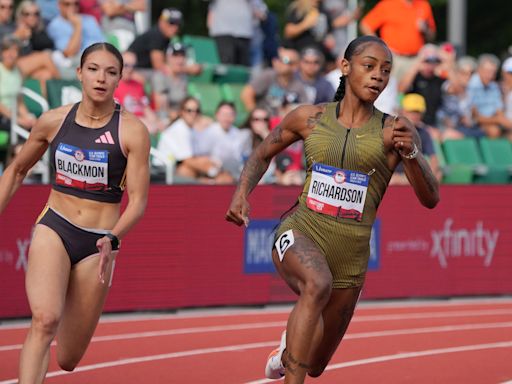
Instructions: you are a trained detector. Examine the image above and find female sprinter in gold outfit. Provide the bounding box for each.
[226,36,439,384]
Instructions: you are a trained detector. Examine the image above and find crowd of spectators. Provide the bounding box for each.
[1,0,512,184]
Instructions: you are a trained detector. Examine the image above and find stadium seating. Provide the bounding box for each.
[46,79,82,110]
[478,138,512,182]
[187,82,225,118]
[182,34,251,84]
[442,138,509,184]
[433,139,472,184]
[22,78,49,118]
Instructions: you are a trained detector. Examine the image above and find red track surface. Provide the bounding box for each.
[1,298,512,383]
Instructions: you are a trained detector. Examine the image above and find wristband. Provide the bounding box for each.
[105,233,120,250]
[399,143,419,159]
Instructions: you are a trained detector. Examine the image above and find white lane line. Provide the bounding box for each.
[2,338,512,384]
[0,341,278,383]
[245,340,512,384]
[2,297,512,329]
[3,317,512,353]
[3,307,512,333]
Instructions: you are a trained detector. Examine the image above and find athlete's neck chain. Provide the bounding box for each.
[79,103,117,121]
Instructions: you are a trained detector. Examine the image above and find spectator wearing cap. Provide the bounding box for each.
[127,7,181,74]
[390,93,441,185]
[241,47,308,116]
[114,50,165,135]
[295,46,334,104]
[399,44,446,128]
[360,0,436,83]
[207,0,253,66]
[151,42,189,124]
[46,0,104,79]
[467,54,512,139]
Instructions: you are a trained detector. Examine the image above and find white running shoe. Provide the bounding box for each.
[264,330,287,379]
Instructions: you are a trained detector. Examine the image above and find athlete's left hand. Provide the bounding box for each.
[97,237,112,284]
[392,116,418,155]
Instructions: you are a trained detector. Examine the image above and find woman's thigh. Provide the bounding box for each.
[272,230,332,295]
[56,251,116,358]
[25,225,71,321]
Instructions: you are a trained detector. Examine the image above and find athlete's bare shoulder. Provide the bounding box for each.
[31,103,75,141]
[119,109,150,153]
[281,103,330,138]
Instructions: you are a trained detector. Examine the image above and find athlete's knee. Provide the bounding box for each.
[57,356,79,372]
[31,311,60,338]
[57,349,82,371]
[308,365,327,378]
[302,275,332,305]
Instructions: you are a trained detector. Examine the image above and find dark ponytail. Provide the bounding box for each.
[332,35,390,102]
[333,76,346,102]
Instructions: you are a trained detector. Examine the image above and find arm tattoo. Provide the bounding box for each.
[238,153,270,194]
[269,125,284,144]
[306,111,324,130]
[418,157,438,194]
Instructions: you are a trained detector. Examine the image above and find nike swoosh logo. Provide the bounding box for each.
[356,134,367,139]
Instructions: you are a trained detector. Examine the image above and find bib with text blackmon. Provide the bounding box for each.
[306,163,369,222]
[55,143,109,191]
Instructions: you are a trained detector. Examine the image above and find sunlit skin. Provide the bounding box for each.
[76,50,122,113]
[226,40,439,384]
[0,45,150,383]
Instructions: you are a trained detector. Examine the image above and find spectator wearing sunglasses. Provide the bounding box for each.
[12,1,60,96]
[0,0,15,42]
[151,42,189,124]
[156,97,235,184]
[241,46,308,116]
[295,46,334,104]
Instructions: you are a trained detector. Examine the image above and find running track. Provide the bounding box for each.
[1,298,512,383]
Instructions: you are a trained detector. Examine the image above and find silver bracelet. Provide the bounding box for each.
[399,143,419,159]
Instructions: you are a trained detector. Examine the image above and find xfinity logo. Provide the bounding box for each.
[430,219,499,268]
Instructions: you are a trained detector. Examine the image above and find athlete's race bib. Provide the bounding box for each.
[55,143,109,191]
[306,163,369,222]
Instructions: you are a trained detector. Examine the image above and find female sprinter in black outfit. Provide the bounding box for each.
[0,42,150,383]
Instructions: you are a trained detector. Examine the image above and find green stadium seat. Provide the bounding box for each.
[22,78,49,117]
[46,79,82,109]
[0,131,8,148]
[188,63,215,83]
[443,138,508,184]
[432,139,472,184]
[214,64,251,84]
[479,138,512,181]
[187,83,225,118]
[182,35,220,65]
[222,83,248,126]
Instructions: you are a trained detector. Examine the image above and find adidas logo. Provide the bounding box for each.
[95,131,115,145]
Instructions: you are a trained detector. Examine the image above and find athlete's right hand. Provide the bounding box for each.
[225,194,250,227]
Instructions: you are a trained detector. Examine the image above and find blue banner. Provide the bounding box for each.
[244,219,279,274]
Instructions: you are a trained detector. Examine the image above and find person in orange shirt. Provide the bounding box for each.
[360,0,436,82]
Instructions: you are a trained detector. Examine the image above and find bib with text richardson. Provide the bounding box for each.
[306,163,369,222]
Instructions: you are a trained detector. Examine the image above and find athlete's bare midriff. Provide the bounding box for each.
[47,189,121,229]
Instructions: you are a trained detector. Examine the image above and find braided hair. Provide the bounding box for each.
[333,36,390,102]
